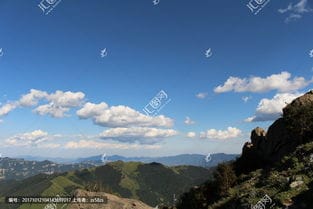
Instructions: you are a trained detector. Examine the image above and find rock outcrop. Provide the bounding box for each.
[236,90,313,173]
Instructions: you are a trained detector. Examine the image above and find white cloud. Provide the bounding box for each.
[34,90,85,118]
[5,130,49,146]
[76,102,108,119]
[196,92,208,99]
[35,103,71,118]
[0,102,18,117]
[0,89,85,119]
[64,140,161,150]
[46,90,85,107]
[214,72,311,93]
[19,89,48,107]
[99,127,177,144]
[186,132,196,138]
[278,0,313,23]
[77,103,173,128]
[184,116,195,125]
[200,127,242,140]
[245,92,302,122]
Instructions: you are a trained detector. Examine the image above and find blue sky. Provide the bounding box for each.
[0,0,312,158]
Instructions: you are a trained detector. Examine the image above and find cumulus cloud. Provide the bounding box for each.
[76,102,108,119]
[186,132,196,138]
[64,140,161,150]
[77,103,173,128]
[19,89,48,107]
[34,90,85,118]
[245,92,302,122]
[5,130,49,146]
[214,72,311,93]
[99,127,177,144]
[0,89,85,118]
[278,0,313,23]
[184,116,195,125]
[196,92,208,99]
[200,127,242,140]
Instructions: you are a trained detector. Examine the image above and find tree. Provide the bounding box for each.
[214,163,237,197]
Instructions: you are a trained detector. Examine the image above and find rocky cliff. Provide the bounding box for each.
[236,90,313,173]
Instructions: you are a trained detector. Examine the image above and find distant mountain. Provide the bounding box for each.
[16,155,76,164]
[0,161,213,208]
[0,157,95,180]
[75,153,238,167]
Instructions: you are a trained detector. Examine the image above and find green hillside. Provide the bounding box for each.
[0,161,212,209]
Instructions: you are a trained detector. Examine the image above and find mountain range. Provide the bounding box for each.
[17,153,238,167]
[0,161,213,209]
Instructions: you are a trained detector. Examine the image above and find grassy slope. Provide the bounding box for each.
[206,142,313,209]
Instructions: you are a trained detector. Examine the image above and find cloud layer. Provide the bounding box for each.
[214,72,311,93]
[64,140,161,150]
[5,130,49,147]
